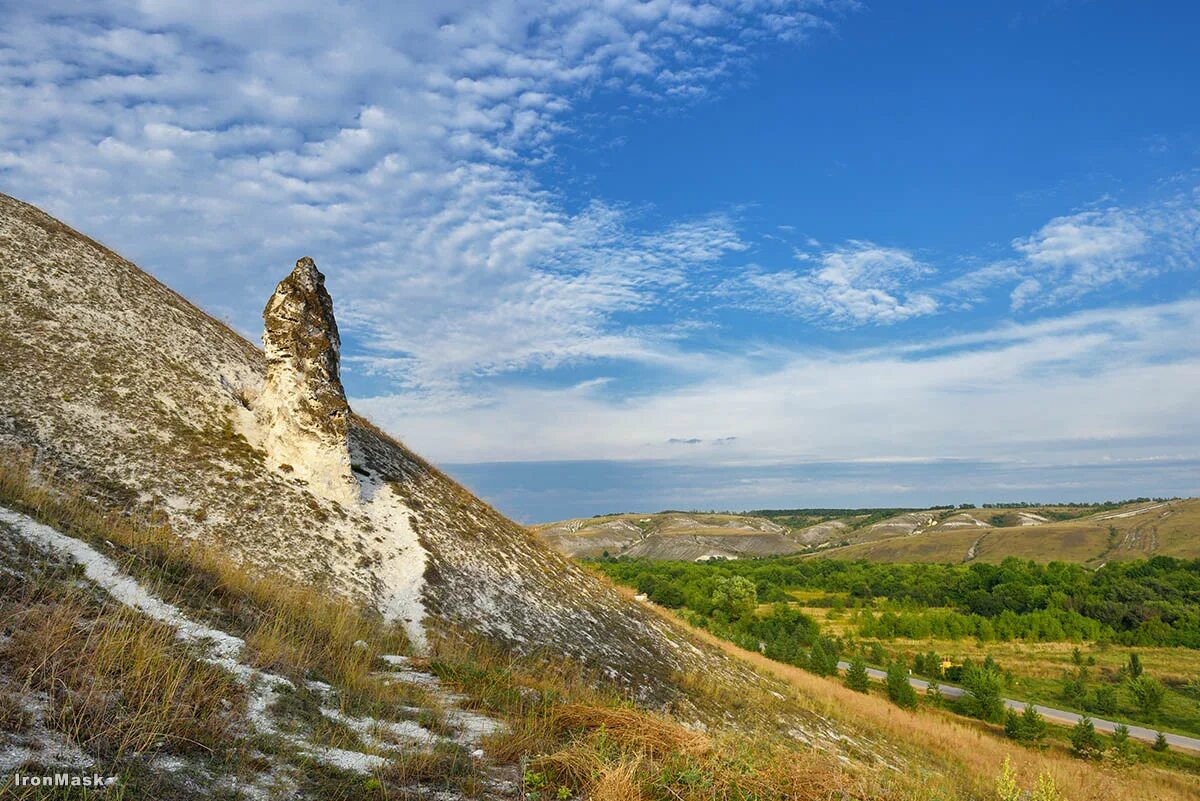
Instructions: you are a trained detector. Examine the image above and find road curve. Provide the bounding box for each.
[836,660,1200,753]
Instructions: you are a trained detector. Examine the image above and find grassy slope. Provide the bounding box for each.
[815,500,1200,565]
[532,512,801,560]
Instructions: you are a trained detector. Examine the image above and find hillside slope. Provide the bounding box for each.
[816,500,1200,565]
[532,512,803,561]
[0,193,785,707]
[538,502,1200,566]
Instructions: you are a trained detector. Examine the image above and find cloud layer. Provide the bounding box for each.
[0,0,837,400]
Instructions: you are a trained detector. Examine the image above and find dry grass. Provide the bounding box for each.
[0,591,242,758]
[551,703,709,759]
[431,634,909,801]
[589,759,644,801]
[0,686,31,732]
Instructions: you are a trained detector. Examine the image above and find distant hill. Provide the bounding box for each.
[531,512,802,561]
[818,499,1200,565]
[534,500,1200,564]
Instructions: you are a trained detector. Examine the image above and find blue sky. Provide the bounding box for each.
[3,1,1198,521]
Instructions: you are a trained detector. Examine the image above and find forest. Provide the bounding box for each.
[591,555,1200,648]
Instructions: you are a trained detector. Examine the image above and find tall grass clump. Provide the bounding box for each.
[0,588,243,758]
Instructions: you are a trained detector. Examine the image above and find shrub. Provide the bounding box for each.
[1153,732,1169,752]
[1089,685,1118,715]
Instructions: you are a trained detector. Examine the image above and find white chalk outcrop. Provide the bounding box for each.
[256,257,360,504]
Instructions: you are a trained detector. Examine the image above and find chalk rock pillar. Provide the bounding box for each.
[257,257,358,504]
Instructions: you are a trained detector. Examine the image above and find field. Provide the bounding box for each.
[616,585,1200,800]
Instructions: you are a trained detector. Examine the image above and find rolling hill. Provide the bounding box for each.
[818,499,1200,565]
[531,512,803,560]
[535,501,1200,565]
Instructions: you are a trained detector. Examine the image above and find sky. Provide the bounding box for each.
[2,1,1198,522]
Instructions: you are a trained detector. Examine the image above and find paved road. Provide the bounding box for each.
[836,660,1200,753]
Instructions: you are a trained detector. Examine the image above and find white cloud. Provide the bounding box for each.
[355,299,1200,466]
[730,242,939,325]
[1009,207,1149,307]
[949,192,1200,310]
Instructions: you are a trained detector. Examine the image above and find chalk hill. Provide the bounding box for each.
[0,193,773,703]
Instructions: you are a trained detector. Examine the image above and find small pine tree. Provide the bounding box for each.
[1003,708,1022,740]
[1020,703,1047,744]
[869,642,887,666]
[961,661,1005,722]
[844,654,871,693]
[1127,674,1166,720]
[1152,731,1169,752]
[886,659,918,709]
[809,639,839,677]
[1109,723,1137,765]
[1126,652,1143,679]
[1069,716,1104,761]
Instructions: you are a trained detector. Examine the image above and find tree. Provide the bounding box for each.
[1127,675,1166,719]
[1004,709,1022,740]
[809,639,837,676]
[1089,685,1118,715]
[1109,723,1137,765]
[1125,652,1143,679]
[1152,731,1169,752]
[845,654,871,693]
[960,661,1005,722]
[1069,716,1104,761]
[885,659,918,709]
[710,575,757,620]
[869,642,887,666]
